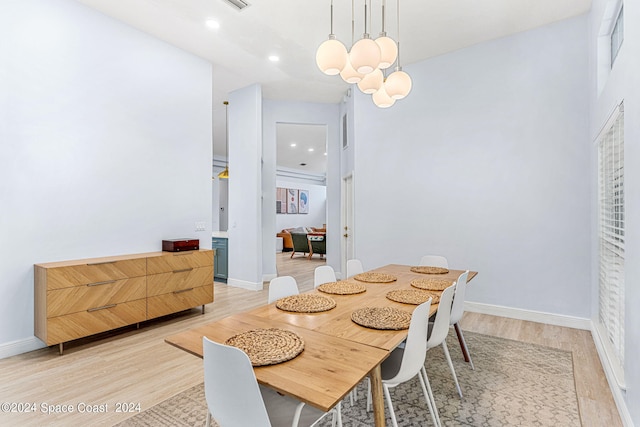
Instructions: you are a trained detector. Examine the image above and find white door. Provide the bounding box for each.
[341,174,354,276]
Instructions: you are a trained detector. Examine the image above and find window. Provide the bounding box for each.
[597,104,625,386]
[610,5,624,66]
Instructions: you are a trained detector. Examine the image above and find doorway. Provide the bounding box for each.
[341,173,354,276]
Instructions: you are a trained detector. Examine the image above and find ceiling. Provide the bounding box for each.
[74,0,591,172]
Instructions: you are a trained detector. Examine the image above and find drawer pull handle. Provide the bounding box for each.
[173,268,193,273]
[173,288,194,294]
[86,261,115,266]
[87,280,116,287]
[87,304,117,312]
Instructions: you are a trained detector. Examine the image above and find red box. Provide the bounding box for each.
[162,239,199,252]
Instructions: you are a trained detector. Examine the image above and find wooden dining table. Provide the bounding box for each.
[165,264,477,427]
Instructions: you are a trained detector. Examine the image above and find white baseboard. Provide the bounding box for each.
[262,273,277,283]
[591,324,634,426]
[227,277,263,291]
[464,301,591,330]
[0,336,45,360]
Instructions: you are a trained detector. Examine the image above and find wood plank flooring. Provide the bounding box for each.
[0,252,622,426]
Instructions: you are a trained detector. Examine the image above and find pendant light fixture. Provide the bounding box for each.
[374,0,397,69]
[349,0,381,74]
[316,0,348,76]
[384,0,412,99]
[372,71,396,108]
[340,0,364,84]
[217,101,229,179]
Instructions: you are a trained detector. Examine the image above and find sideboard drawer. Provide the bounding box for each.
[47,276,146,318]
[147,285,213,319]
[45,299,147,345]
[43,258,147,290]
[147,250,213,275]
[147,266,213,297]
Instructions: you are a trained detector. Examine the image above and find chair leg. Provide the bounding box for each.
[383,384,399,427]
[206,411,212,427]
[442,341,463,398]
[421,366,442,427]
[366,377,372,412]
[417,369,439,427]
[454,323,474,370]
[292,402,305,427]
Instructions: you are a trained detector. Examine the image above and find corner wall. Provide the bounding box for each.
[0,0,212,356]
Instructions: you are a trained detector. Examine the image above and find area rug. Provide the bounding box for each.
[116,331,580,426]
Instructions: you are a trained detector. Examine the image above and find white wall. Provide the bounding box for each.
[275,180,327,232]
[353,16,590,317]
[0,0,212,356]
[589,1,639,424]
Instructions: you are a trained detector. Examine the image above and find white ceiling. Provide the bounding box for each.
[74,0,591,172]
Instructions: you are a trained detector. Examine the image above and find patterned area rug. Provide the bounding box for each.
[116,331,580,426]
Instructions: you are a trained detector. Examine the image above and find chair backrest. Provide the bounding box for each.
[426,283,456,349]
[450,270,470,325]
[290,233,309,252]
[268,276,299,304]
[203,337,272,427]
[346,259,364,278]
[385,299,432,385]
[314,265,337,288]
[419,255,448,268]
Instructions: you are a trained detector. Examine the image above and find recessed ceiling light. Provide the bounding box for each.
[205,19,220,29]
[290,143,297,147]
[324,152,327,156]
[308,148,314,152]
[269,55,280,62]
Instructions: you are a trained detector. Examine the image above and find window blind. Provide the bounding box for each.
[597,104,625,384]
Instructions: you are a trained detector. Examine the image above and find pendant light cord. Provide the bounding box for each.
[396,0,401,70]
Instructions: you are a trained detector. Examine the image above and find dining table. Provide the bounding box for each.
[165,264,477,427]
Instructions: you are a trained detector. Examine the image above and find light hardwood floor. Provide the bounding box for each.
[0,252,622,426]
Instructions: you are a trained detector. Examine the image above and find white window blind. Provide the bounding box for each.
[597,104,625,385]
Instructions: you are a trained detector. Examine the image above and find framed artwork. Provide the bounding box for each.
[276,187,287,214]
[298,190,309,214]
[287,188,298,214]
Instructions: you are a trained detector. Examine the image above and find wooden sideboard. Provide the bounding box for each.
[35,249,214,354]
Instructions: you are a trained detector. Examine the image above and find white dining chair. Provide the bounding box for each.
[314,265,337,288]
[450,270,474,370]
[268,276,300,304]
[366,299,439,427]
[346,259,364,278]
[419,255,449,268]
[422,282,463,412]
[203,337,341,427]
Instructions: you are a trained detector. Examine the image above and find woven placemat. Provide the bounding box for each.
[276,294,337,313]
[410,266,450,274]
[351,307,411,330]
[224,328,304,366]
[353,272,397,283]
[317,280,366,295]
[410,278,453,291]
[386,289,441,305]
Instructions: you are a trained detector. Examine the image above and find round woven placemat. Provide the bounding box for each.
[317,280,366,295]
[351,307,411,330]
[276,294,337,313]
[353,272,397,283]
[386,289,441,305]
[410,266,450,274]
[410,278,453,291]
[224,328,304,366]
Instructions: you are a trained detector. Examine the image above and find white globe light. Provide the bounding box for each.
[340,58,364,84]
[349,37,381,74]
[316,37,348,76]
[385,69,412,99]
[372,85,395,108]
[357,69,383,94]
[375,35,398,69]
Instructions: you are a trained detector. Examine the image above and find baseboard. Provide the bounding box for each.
[227,277,263,291]
[464,301,591,330]
[262,273,277,283]
[0,336,45,359]
[591,323,634,426]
